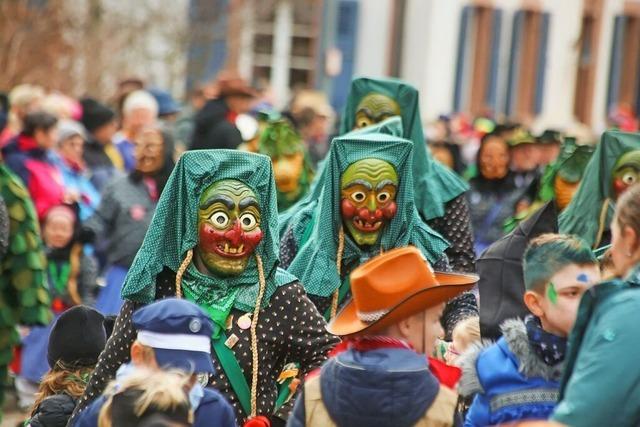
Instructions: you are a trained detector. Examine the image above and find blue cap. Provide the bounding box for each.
[132,298,215,374]
[148,88,181,116]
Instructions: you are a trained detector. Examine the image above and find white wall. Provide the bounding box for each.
[530,0,583,133]
[402,0,466,123]
[353,0,393,78]
[590,0,625,133]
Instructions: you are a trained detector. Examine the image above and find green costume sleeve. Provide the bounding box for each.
[120,150,296,310]
[339,77,469,220]
[558,130,640,247]
[0,165,51,331]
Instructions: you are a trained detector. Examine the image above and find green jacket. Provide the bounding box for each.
[552,265,640,426]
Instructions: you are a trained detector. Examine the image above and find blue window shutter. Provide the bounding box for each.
[505,10,524,115]
[330,0,360,111]
[534,12,550,114]
[607,15,626,113]
[486,8,503,110]
[453,6,472,112]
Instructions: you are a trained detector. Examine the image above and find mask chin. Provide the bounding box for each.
[196,248,251,277]
[345,220,381,246]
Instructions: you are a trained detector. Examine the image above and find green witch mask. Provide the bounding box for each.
[612,149,640,200]
[354,93,401,130]
[340,158,399,246]
[196,179,264,276]
[259,120,306,196]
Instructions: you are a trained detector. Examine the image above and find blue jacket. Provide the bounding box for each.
[288,347,457,427]
[72,386,236,427]
[459,319,563,426]
[52,154,100,221]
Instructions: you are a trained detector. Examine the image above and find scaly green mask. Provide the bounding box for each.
[353,93,401,130]
[612,149,640,200]
[340,159,398,246]
[259,120,313,210]
[196,179,263,276]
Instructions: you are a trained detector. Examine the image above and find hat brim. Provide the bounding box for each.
[153,348,215,374]
[328,271,478,337]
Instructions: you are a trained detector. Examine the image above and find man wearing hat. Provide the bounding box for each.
[288,246,478,427]
[72,298,236,427]
[508,128,542,190]
[190,73,257,151]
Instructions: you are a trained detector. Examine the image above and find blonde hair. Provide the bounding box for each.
[97,368,192,427]
[9,84,45,109]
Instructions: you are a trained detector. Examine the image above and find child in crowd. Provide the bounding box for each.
[445,316,481,366]
[459,234,600,426]
[28,306,107,427]
[17,204,98,408]
[72,298,235,427]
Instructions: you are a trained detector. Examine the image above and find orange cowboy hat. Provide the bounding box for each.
[328,246,478,337]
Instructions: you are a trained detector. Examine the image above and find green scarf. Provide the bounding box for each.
[339,77,469,219]
[287,131,449,298]
[559,131,640,248]
[121,150,297,309]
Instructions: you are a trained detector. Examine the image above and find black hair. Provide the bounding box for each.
[23,111,58,136]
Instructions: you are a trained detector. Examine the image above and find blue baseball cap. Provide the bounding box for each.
[132,298,215,374]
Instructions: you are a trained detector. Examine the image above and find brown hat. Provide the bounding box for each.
[217,73,258,98]
[328,247,478,337]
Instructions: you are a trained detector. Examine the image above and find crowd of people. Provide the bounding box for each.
[0,71,639,427]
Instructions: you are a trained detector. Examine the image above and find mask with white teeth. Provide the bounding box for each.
[195,179,263,277]
[340,158,398,246]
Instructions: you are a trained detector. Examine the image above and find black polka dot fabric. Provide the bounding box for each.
[72,268,339,425]
[426,194,476,273]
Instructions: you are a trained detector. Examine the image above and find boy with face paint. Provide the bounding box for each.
[460,234,599,426]
[478,130,640,340]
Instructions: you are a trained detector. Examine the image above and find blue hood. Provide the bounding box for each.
[320,348,440,427]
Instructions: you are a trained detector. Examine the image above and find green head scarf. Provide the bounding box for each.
[121,150,296,311]
[339,77,469,220]
[277,117,405,237]
[537,138,595,203]
[287,132,449,298]
[559,130,640,248]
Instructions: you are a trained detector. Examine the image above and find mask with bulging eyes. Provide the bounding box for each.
[196,180,263,276]
[340,158,399,246]
[612,149,640,200]
[353,93,401,130]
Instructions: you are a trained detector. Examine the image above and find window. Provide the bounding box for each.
[505,10,550,121]
[453,5,503,116]
[607,10,640,118]
[574,0,605,125]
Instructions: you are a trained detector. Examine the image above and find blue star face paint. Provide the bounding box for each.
[577,273,589,283]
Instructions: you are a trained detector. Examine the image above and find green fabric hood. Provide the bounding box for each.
[121,150,296,308]
[287,131,450,298]
[277,117,405,237]
[339,77,469,219]
[559,130,640,248]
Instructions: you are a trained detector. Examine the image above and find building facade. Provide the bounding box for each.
[186,0,640,132]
